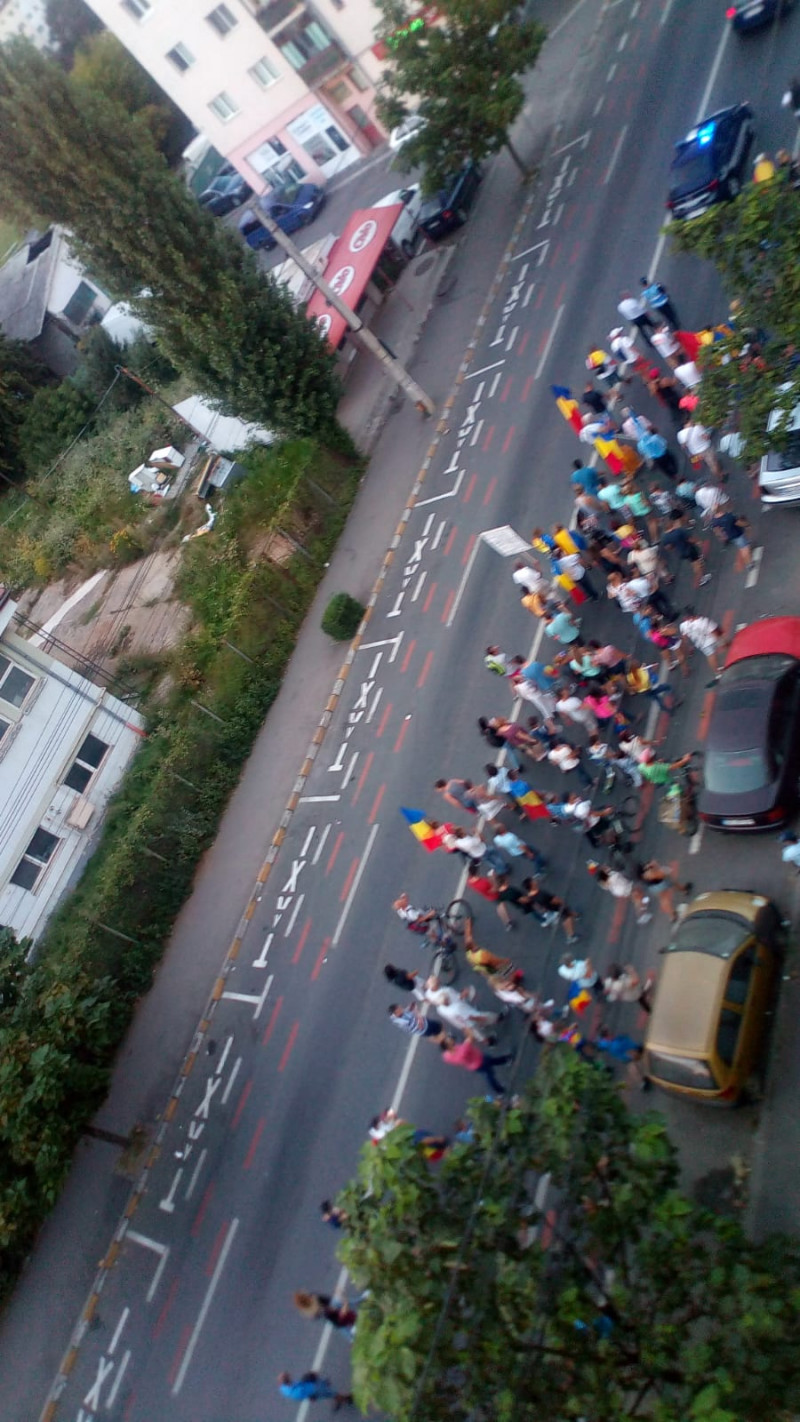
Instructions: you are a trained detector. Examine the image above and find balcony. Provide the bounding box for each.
[251,0,301,31]
[287,41,348,86]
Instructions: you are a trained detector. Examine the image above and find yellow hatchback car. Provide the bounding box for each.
[645,890,782,1103]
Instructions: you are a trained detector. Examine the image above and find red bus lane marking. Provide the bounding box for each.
[191,1182,214,1237]
[153,1277,180,1339]
[400,637,416,673]
[351,750,374,806]
[279,1022,300,1072]
[563,202,577,229]
[242,1117,266,1171]
[375,701,392,738]
[368,782,386,824]
[463,472,478,503]
[230,1078,253,1130]
[697,689,716,742]
[441,589,455,623]
[443,525,458,556]
[291,917,312,965]
[569,239,582,265]
[483,477,497,507]
[416,649,435,689]
[521,374,534,403]
[461,532,476,566]
[311,936,331,981]
[517,330,530,357]
[168,1326,192,1392]
[555,280,567,306]
[206,1219,230,1277]
[535,286,547,310]
[340,856,359,903]
[422,580,438,613]
[482,425,496,453]
[325,830,345,876]
[500,376,513,402]
[606,897,628,945]
[501,426,516,455]
[261,995,283,1047]
[394,717,410,753]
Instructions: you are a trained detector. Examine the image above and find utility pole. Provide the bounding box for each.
[248,207,436,417]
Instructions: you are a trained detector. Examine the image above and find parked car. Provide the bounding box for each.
[238,182,327,251]
[388,114,427,153]
[198,172,254,217]
[645,889,782,1103]
[699,617,800,831]
[666,103,754,219]
[373,185,424,258]
[726,0,794,30]
[759,389,800,505]
[416,162,482,240]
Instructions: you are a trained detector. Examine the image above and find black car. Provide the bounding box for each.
[699,618,800,831]
[667,103,754,219]
[199,172,254,217]
[416,162,482,240]
[727,0,794,31]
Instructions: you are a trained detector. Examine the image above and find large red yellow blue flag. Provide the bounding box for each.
[400,807,446,852]
[551,385,584,435]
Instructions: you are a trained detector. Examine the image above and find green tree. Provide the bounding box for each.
[0,42,341,441]
[375,0,546,183]
[338,1053,800,1421]
[0,335,50,483]
[45,0,102,70]
[70,31,193,165]
[17,379,94,476]
[669,170,800,461]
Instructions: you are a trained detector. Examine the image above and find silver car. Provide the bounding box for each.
[760,398,800,506]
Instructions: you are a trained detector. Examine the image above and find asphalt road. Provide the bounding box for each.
[27,1,800,1419]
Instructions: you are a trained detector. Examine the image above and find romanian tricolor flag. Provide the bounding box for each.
[400,807,446,851]
[551,385,584,435]
[594,434,641,478]
[567,985,592,1015]
[511,785,551,822]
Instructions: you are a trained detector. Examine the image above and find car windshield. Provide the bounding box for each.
[763,435,800,472]
[671,147,713,193]
[705,747,771,794]
[647,1050,715,1090]
[723,654,796,684]
[418,191,448,219]
[271,182,302,204]
[671,914,750,958]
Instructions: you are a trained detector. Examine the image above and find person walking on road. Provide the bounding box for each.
[522,876,580,942]
[603,963,656,1012]
[678,416,724,480]
[779,830,800,873]
[587,862,652,923]
[636,860,692,922]
[384,964,425,996]
[712,509,753,573]
[423,978,500,1042]
[660,514,711,589]
[393,893,436,935]
[547,739,595,788]
[640,276,680,329]
[439,1030,513,1096]
[617,290,658,345]
[678,612,727,680]
[278,1373,353,1408]
[434,777,479,814]
[388,1003,445,1041]
[293,1291,357,1334]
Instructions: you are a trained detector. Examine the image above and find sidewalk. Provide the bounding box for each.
[0,6,610,1417]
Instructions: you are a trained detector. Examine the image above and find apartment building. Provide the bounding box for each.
[83,0,395,189]
[0,595,146,942]
[0,0,50,49]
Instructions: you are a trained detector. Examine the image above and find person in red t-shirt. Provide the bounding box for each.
[440,1029,513,1095]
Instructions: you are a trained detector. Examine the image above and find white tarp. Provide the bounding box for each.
[171,395,274,453]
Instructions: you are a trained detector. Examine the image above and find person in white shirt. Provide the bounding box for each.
[674,359,702,389]
[679,614,726,679]
[423,979,499,1042]
[677,418,723,479]
[617,291,657,345]
[651,323,681,365]
[779,831,800,870]
[511,560,546,595]
[589,863,652,922]
[608,327,641,374]
[547,741,594,787]
[555,692,598,734]
[694,483,728,522]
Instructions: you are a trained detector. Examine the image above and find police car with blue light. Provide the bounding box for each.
[667,104,754,219]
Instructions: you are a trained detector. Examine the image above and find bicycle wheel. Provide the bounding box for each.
[432,942,458,986]
[445,898,473,936]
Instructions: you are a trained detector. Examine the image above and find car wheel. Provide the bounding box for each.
[401,236,418,258]
[728,174,741,198]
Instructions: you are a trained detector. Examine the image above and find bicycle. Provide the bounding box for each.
[657,761,699,838]
[426,899,473,985]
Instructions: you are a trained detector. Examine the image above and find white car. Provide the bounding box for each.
[388,114,427,153]
[759,386,800,506]
[373,185,423,258]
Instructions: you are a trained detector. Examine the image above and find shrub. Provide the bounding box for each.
[322,592,365,641]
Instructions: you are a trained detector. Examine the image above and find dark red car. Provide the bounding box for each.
[699,617,800,831]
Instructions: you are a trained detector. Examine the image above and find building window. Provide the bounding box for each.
[249,56,279,89]
[209,91,239,122]
[10,828,60,892]
[0,719,9,742]
[0,655,34,709]
[63,733,110,794]
[167,42,196,72]
[62,280,97,327]
[206,3,237,35]
[120,0,151,18]
[276,16,337,71]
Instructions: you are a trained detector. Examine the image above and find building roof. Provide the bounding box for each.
[0,230,58,343]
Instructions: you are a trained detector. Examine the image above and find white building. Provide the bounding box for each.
[0,226,113,376]
[0,595,146,942]
[82,0,399,189]
[0,0,50,49]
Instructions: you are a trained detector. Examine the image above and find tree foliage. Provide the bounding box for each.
[375,0,546,183]
[70,30,193,166]
[0,42,341,440]
[669,171,800,460]
[338,1052,800,1421]
[0,335,51,483]
[45,0,102,70]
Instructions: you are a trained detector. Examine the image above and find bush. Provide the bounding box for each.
[322,592,365,641]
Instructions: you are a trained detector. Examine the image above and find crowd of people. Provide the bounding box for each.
[277,277,767,1405]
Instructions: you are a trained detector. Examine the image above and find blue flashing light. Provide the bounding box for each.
[697,122,715,146]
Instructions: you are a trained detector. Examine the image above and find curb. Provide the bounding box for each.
[41,171,542,1422]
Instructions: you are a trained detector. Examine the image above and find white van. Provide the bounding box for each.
[373,186,423,259]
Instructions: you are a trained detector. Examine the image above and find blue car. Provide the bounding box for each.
[238,182,326,251]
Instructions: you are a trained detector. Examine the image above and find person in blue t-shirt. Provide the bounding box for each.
[278,1372,353,1406]
[570,458,601,497]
